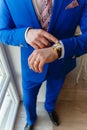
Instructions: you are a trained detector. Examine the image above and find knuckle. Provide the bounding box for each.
[39,29,42,32]
[39,62,44,69]
[34,50,39,55]
[39,29,43,34]
[36,33,40,38]
[31,41,34,45]
[30,62,33,67]
[38,53,42,57]
[34,37,38,41]
[39,64,43,69]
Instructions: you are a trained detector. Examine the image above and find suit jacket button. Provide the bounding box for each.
[72,56,75,59]
[20,44,23,47]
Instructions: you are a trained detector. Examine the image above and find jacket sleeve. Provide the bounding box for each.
[0,0,29,48]
[61,4,87,59]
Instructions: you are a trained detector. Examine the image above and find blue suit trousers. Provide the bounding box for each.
[22,76,65,125]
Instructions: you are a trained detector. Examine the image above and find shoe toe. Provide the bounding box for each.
[24,123,34,130]
[48,111,59,126]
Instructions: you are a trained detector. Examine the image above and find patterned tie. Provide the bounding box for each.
[40,0,52,30]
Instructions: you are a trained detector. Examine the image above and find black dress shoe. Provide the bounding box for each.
[24,123,34,130]
[48,111,59,126]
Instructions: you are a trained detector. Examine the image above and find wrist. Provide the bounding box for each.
[50,46,59,59]
[52,42,62,58]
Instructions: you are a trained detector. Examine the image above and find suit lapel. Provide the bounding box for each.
[48,0,64,32]
[29,0,63,31]
[28,0,41,28]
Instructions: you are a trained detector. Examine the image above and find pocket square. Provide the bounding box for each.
[65,0,79,10]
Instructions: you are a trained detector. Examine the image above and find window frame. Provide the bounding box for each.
[0,44,20,130]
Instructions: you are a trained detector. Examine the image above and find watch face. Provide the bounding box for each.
[57,48,62,58]
[52,43,62,58]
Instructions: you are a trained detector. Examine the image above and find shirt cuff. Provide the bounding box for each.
[59,40,65,59]
[24,27,31,43]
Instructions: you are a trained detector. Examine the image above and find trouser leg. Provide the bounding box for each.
[22,81,41,125]
[44,76,65,112]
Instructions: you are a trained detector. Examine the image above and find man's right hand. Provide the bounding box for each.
[25,29,58,49]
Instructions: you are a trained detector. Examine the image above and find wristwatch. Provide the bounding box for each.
[52,42,62,58]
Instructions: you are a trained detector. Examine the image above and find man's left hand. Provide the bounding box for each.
[28,47,58,73]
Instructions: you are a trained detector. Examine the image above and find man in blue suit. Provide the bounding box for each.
[0,0,87,130]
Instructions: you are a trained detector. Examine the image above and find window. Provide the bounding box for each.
[0,60,7,92]
[0,45,20,130]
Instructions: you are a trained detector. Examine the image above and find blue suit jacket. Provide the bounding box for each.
[0,0,87,83]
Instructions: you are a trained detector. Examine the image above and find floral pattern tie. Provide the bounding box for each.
[40,0,52,30]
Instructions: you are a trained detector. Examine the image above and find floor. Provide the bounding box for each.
[13,57,87,130]
[13,102,53,130]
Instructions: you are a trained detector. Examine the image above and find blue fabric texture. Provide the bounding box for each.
[0,0,87,82]
[0,0,87,126]
[22,76,65,125]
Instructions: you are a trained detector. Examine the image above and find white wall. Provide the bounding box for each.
[4,45,46,102]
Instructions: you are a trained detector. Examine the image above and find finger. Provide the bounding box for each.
[28,53,34,63]
[42,31,58,43]
[38,61,45,73]
[28,52,40,72]
[30,42,40,49]
[33,60,40,72]
[28,52,35,69]
[35,40,46,49]
[40,36,51,47]
[29,56,36,71]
